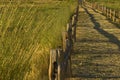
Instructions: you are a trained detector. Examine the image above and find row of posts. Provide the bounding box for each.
[84,1,120,24]
[49,5,79,80]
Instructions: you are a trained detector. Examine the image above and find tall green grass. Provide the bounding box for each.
[0,0,77,80]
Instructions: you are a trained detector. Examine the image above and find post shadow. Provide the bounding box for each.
[83,7,120,50]
[71,6,120,79]
[91,8,120,29]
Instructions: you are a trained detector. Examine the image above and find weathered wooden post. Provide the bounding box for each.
[62,31,70,80]
[94,2,97,10]
[92,2,95,9]
[90,2,92,8]
[88,2,90,8]
[72,14,75,25]
[112,10,116,22]
[101,5,104,12]
[106,8,109,18]
[107,8,109,18]
[49,49,58,80]
[100,5,102,11]
[57,49,63,80]
[67,23,72,45]
[98,4,100,11]
[62,31,68,52]
[110,8,112,19]
[85,1,88,7]
[67,59,72,78]
[72,13,78,42]
[104,6,106,15]
[66,53,72,79]
[71,6,79,43]
[99,5,101,11]
[107,8,109,17]
[109,8,112,19]
[76,5,79,20]
[115,11,118,23]
[96,4,98,10]
[108,8,110,18]
[114,10,117,22]
[118,11,120,23]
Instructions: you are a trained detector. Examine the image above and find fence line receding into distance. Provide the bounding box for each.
[84,1,120,24]
[48,5,79,80]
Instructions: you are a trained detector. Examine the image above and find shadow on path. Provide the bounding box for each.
[71,7,120,80]
[91,8,120,29]
[84,7,120,50]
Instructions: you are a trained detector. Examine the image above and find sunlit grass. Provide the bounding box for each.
[0,0,77,80]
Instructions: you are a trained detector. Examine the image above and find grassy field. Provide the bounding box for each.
[86,0,120,10]
[0,0,77,80]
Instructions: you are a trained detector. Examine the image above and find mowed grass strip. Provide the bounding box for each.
[0,0,77,80]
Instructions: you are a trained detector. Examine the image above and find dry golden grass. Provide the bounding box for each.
[0,0,77,80]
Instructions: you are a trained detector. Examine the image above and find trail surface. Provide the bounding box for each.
[71,6,120,80]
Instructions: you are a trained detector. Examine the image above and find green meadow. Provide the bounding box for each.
[0,0,77,80]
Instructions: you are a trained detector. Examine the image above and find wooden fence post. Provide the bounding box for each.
[84,1,120,24]
[72,14,77,42]
[98,4,100,11]
[106,8,109,18]
[112,10,116,22]
[62,31,68,52]
[72,14,75,25]
[109,8,112,19]
[115,10,117,23]
[101,5,104,12]
[118,11,120,23]
[108,8,110,18]
[66,53,72,79]
[67,23,73,45]
[49,49,58,80]
[118,19,120,24]
[104,6,106,15]
[94,3,97,9]
[57,49,63,80]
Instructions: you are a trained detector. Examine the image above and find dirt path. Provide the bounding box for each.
[71,6,120,80]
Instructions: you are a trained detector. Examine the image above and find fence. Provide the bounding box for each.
[84,1,120,24]
[48,5,79,80]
